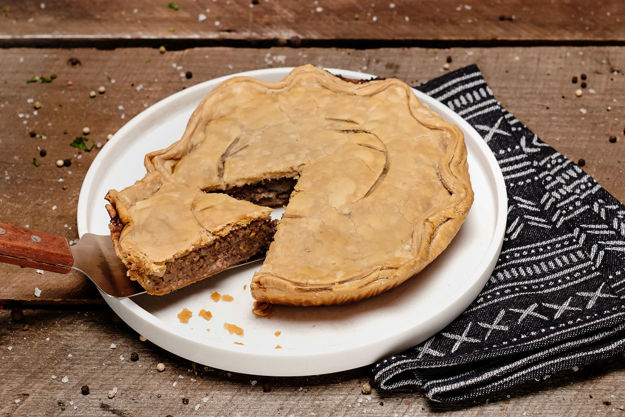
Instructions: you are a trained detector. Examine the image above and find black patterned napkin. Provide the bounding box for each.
[372,65,625,402]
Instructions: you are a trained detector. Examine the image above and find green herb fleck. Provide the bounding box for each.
[26,77,38,84]
[32,157,40,167]
[168,27,175,32]
[2,6,9,13]
[106,74,111,82]
[145,58,151,63]
[168,2,179,10]
[354,13,359,20]
[40,76,52,83]
[70,136,95,151]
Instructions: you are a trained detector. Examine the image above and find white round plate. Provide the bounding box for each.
[77,67,507,376]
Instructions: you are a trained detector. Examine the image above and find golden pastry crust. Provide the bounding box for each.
[106,65,473,304]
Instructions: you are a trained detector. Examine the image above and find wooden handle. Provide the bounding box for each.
[0,222,73,274]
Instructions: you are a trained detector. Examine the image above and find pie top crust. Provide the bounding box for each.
[106,64,473,306]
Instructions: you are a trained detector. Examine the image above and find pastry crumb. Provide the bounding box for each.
[274,331,281,337]
[210,291,221,302]
[177,308,192,323]
[252,301,273,317]
[234,341,244,346]
[206,328,211,332]
[224,323,244,336]
[243,284,247,290]
[199,309,212,320]
[275,345,282,349]
[221,294,234,302]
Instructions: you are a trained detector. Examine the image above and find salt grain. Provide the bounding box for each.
[61,376,69,383]
[35,270,44,275]
[198,13,207,21]
[7,346,12,351]
[580,108,587,114]
[34,287,42,297]
[110,343,117,349]
[315,6,323,12]
[389,2,395,8]
[202,396,209,402]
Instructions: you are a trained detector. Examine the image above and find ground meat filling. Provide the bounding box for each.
[143,219,276,295]
[222,177,297,208]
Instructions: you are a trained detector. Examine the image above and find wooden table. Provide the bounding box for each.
[2,1,625,415]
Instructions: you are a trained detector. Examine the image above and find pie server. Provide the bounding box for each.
[0,222,260,298]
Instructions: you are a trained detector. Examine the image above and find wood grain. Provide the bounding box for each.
[0,222,73,273]
[1,0,625,45]
[1,46,624,303]
[1,308,624,416]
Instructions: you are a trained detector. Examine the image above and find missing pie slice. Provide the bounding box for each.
[105,65,473,305]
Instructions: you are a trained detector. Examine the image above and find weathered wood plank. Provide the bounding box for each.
[1,309,624,416]
[1,0,625,45]
[1,46,624,303]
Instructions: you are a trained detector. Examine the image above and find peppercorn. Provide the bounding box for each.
[609,136,617,143]
[577,158,586,167]
[130,352,139,361]
[63,159,71,167]
[81,385,90,395]
[185,71,193,79]
[361,382,372,394]
[571,76,578,84]
[39,149,46,157]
